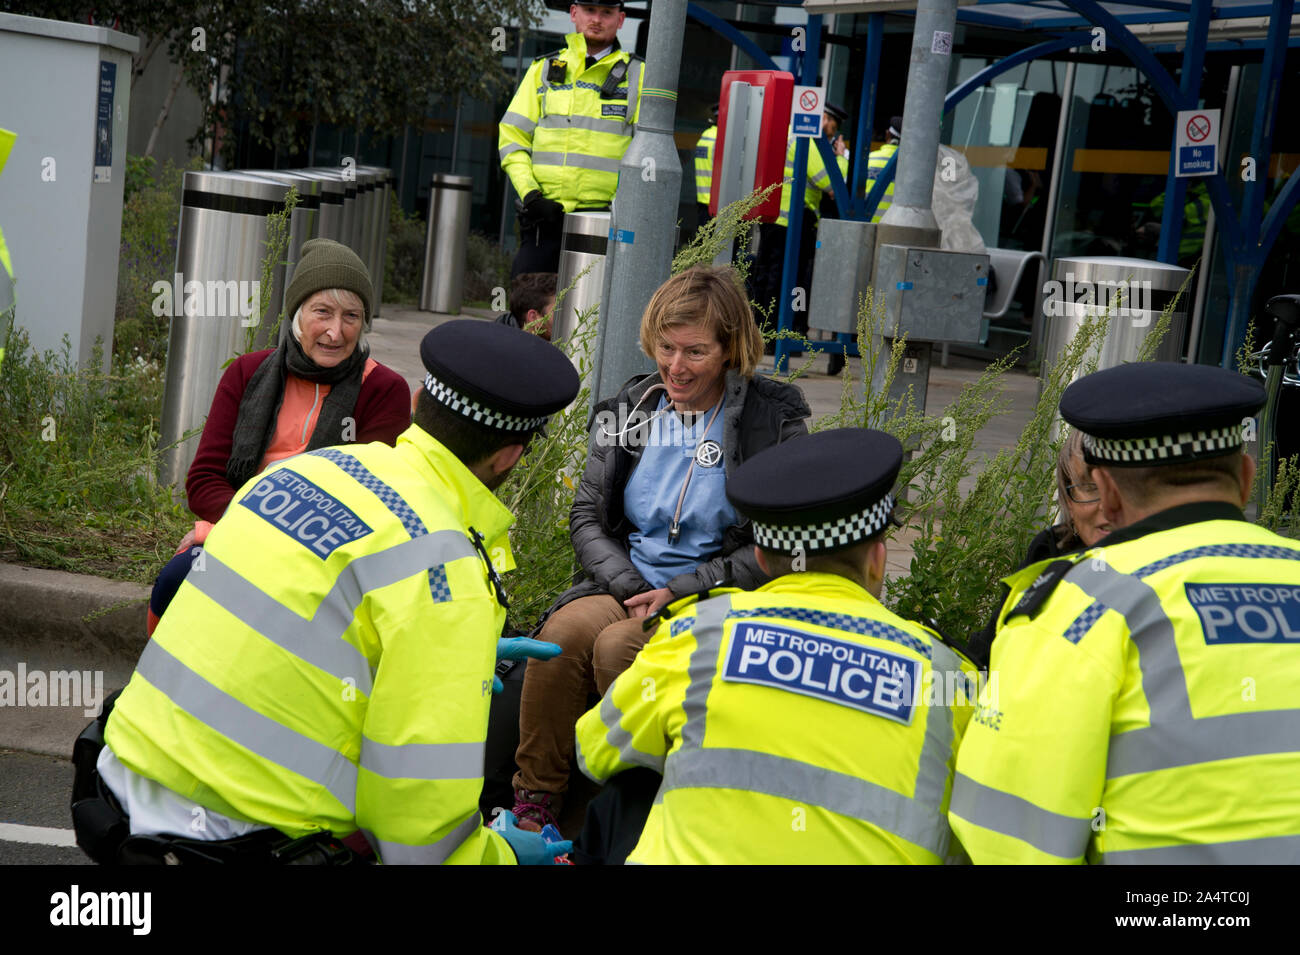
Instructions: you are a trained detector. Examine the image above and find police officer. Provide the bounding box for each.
[694,103,719,228]
[498,1,644,277]
[867,115,902,222]
[77,321,581,865]
[753,103,848,333]
[574,428,976,864]
[950,362,1300,864]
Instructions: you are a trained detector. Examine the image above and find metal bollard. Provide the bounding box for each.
[419,173,472,314]
[287,169,345,241]
[159,171,291,487]
[553,211,610,384]
[242,169,321,344]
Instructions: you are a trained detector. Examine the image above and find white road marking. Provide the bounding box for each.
[0,822,78,847]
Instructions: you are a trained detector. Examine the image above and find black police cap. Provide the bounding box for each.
[825,102,849,124]
[419,320,580,432]
[726,428,903,555]
[1060,362,1264,467]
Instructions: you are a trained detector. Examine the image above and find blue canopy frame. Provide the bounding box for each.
[684,0,1299,369]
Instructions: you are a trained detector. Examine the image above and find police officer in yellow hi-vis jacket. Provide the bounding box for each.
[951,362,1300,864]
[76,321,581,865]
[499,1,643,277]
[575,428,976,864]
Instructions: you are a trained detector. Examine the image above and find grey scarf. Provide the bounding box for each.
[226,335,367,490]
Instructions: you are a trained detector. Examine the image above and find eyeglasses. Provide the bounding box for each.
[1065,482,1100,504]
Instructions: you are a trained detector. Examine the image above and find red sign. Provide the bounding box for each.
[1185,114,1211,143]
[799,89,819,112]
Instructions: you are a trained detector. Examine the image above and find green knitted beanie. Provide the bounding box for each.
[285,238,374,328]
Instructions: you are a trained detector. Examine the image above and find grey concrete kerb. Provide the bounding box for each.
[0,563,148,757]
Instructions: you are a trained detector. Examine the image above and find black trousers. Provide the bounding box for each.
[571,768,661,865]
[512,215,564,278]
[753,217,816,334]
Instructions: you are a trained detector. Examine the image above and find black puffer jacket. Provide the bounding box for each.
[551,369,810,615]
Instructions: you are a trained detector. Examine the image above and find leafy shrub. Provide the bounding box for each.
[0,327,189,581]
[464,231,510,306]
[114,157,194,364]
[384,204,426,305]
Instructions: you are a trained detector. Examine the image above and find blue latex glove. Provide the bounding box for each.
[490,810,573,865]
[492,637,562,694]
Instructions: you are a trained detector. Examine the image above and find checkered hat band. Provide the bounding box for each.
[752,493,895,554]
[1082,424,1244,464]
[423,373,547,432]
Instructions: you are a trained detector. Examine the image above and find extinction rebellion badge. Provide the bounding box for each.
[695,439,723,468]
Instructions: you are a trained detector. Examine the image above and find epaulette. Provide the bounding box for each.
[535,48,566,62]
[1005,558,1076,623]
[917,619,977,668]
[642,581,734,632]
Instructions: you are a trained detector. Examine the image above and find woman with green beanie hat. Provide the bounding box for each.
[183,238,410,526]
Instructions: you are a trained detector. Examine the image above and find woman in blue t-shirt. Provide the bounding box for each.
[511,266,811,831]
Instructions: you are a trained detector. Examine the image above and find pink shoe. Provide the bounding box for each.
[511,788,562,833]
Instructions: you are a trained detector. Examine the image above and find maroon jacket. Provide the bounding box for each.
[185,349,411,523]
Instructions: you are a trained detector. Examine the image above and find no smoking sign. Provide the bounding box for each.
[792,84,826,138]
[1176,108,1219,177]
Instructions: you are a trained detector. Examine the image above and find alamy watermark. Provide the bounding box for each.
[1042,272,1154,325]
[0,664,104,717]
[151,273,262,326]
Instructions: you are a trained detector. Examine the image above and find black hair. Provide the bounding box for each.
[510,272,558,324]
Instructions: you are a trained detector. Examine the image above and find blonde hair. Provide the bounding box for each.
[1056,428,1087,512]
[290,287,367,350]
[638,266,763,378]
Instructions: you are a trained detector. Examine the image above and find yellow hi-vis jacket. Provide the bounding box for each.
[105,425,517,865]
[776,136,833,228]
[867,142,898,223]
[498,33,643,212]
[0,127,16,369]
[694,124,717,205]
[576,573,977,863]
[950,501,1300,864]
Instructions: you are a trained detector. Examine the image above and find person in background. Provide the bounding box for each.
[496,272,557,341]
[752,103,849,333]
[694,103,719,229]
[510,265,810,832]
[867,115,903,223]
[498,1,643,277]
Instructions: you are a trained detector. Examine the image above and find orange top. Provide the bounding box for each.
[260,358,379,471]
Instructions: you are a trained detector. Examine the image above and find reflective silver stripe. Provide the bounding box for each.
[360,738,484,781]
[914,641,961,859]
[530,151,619,173]
[537,114,628,136]
[501,111,536,134]
[1063,560,1191,722]
[625,59,642,127]
[591,686,665,774]
[371,811,483,865]
[187,531,474,699]
[678,593,732,750]
[949,772,1092,859]
[499,143,529,160]
[1108,709,1300,778]
[136,640,358,814]
[1103,834,1300,865]
[664,746,952,857]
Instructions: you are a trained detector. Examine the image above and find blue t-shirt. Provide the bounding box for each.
[625,395,737,588]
